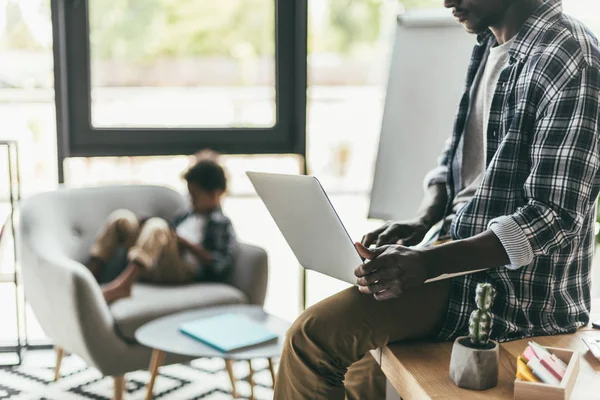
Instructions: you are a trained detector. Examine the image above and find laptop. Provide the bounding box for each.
[247,172,485,285]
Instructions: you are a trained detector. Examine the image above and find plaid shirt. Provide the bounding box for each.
[172,208,237,280]
[429,0,600,342]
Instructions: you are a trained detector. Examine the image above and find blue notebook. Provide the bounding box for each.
[179,313,278,352]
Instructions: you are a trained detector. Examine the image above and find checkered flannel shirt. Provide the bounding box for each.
[428,0,600,342]
[172,208,237,280]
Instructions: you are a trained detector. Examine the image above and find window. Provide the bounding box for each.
[303,0,399,306]
[88,0,275,129]
[54,0,307,157]
[0,0,56,347]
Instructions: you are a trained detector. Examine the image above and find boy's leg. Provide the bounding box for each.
[88,209,139,281]
[101,217,179,303]
[101,262,142,304]
[129,217,196,285]
[274,280,451,400]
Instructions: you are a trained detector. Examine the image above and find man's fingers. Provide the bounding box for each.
[356,268,398,286]
[357,280,391,295]
[362,226,386,247]
[361,233,376,247]
[373,289,399,301]
[354,255,388,277]
[376,224,405,246]
[401,231,425,247]
[354,242,387,260]
[376,233,398,247]
[354,244,394,277]
[354,261,378,278]
[355,242,375,260]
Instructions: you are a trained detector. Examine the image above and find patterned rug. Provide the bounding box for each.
[0,351,275,400]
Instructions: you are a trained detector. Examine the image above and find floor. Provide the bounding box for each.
[0,350,275,400]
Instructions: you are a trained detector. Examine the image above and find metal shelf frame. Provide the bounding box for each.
[0,140,26,367]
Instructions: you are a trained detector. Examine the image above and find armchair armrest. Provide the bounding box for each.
[227,243,269,306]
[18,195,139,372]
[22,251,134,371]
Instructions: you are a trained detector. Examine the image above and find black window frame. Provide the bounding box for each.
[52,0,307,160]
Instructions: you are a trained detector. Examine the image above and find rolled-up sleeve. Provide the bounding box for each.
[489,215,535,269]
[489,66,600,269]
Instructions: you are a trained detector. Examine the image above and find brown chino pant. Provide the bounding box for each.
[90,209,197,284]
[274,279,452,399]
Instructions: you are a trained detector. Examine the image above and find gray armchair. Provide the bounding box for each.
[19,185,268,399]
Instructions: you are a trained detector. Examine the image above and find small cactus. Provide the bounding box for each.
[468,283,496,347]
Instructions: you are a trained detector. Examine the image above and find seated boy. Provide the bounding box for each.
[86,158,237,304]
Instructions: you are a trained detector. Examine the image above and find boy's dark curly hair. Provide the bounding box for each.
[183,159,227,192]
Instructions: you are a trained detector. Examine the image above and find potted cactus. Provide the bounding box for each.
[449,283,499,390]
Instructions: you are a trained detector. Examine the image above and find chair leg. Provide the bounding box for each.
[54,347,64,381]
[145,349,165,400]
[268,358,276,387]
[248,360,255,400]
[224,359,238,398]
[113,375,125,400]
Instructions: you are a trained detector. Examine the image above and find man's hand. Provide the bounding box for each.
[353,242,430,301]
[361,220,430,248]
[361,183,448,248]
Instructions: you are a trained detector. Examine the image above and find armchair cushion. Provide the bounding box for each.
[110,282,247,342]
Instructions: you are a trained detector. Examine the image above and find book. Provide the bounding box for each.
[527,357,560,385]
[522,345,537,363]
[540,355,566,381]
[528,341,551,359]
[523,344,565,380]
[516,356,540,383]
[179,313,278,353]
[532,342,567,380]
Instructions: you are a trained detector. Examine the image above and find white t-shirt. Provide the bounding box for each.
[176,213,205,266]
[453,36,516,211]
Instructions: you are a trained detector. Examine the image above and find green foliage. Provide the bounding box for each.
[0,2,42,50]
[89,0,274,62]
[468,283,496,347]
[2,0,444,60]
[311,0,384,55]
[0,0,445,62]
[400,0,442,10]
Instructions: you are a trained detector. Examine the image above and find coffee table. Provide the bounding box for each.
[135,304,290,400]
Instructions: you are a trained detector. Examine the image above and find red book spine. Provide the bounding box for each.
[540,356,564,381]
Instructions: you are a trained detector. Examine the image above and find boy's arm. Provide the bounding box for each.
[205,218,237,277]
[178,217,237,277]
[177,237,213,264]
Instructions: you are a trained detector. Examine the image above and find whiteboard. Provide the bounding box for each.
[368,10,476,221]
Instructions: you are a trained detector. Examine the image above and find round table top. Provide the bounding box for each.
[135,304,291,360]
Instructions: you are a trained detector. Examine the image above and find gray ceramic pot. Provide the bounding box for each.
[449,336,499,390]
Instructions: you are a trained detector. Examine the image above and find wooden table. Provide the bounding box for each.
[135,305,290,400]
[377,299,600,399]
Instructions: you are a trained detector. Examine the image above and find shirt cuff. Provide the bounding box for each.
[423,166,448,191]
[488,215,535,270]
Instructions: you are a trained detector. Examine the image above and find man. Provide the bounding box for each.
[274,0,600,399]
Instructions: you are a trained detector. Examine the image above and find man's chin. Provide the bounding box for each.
[461,21,489,35]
